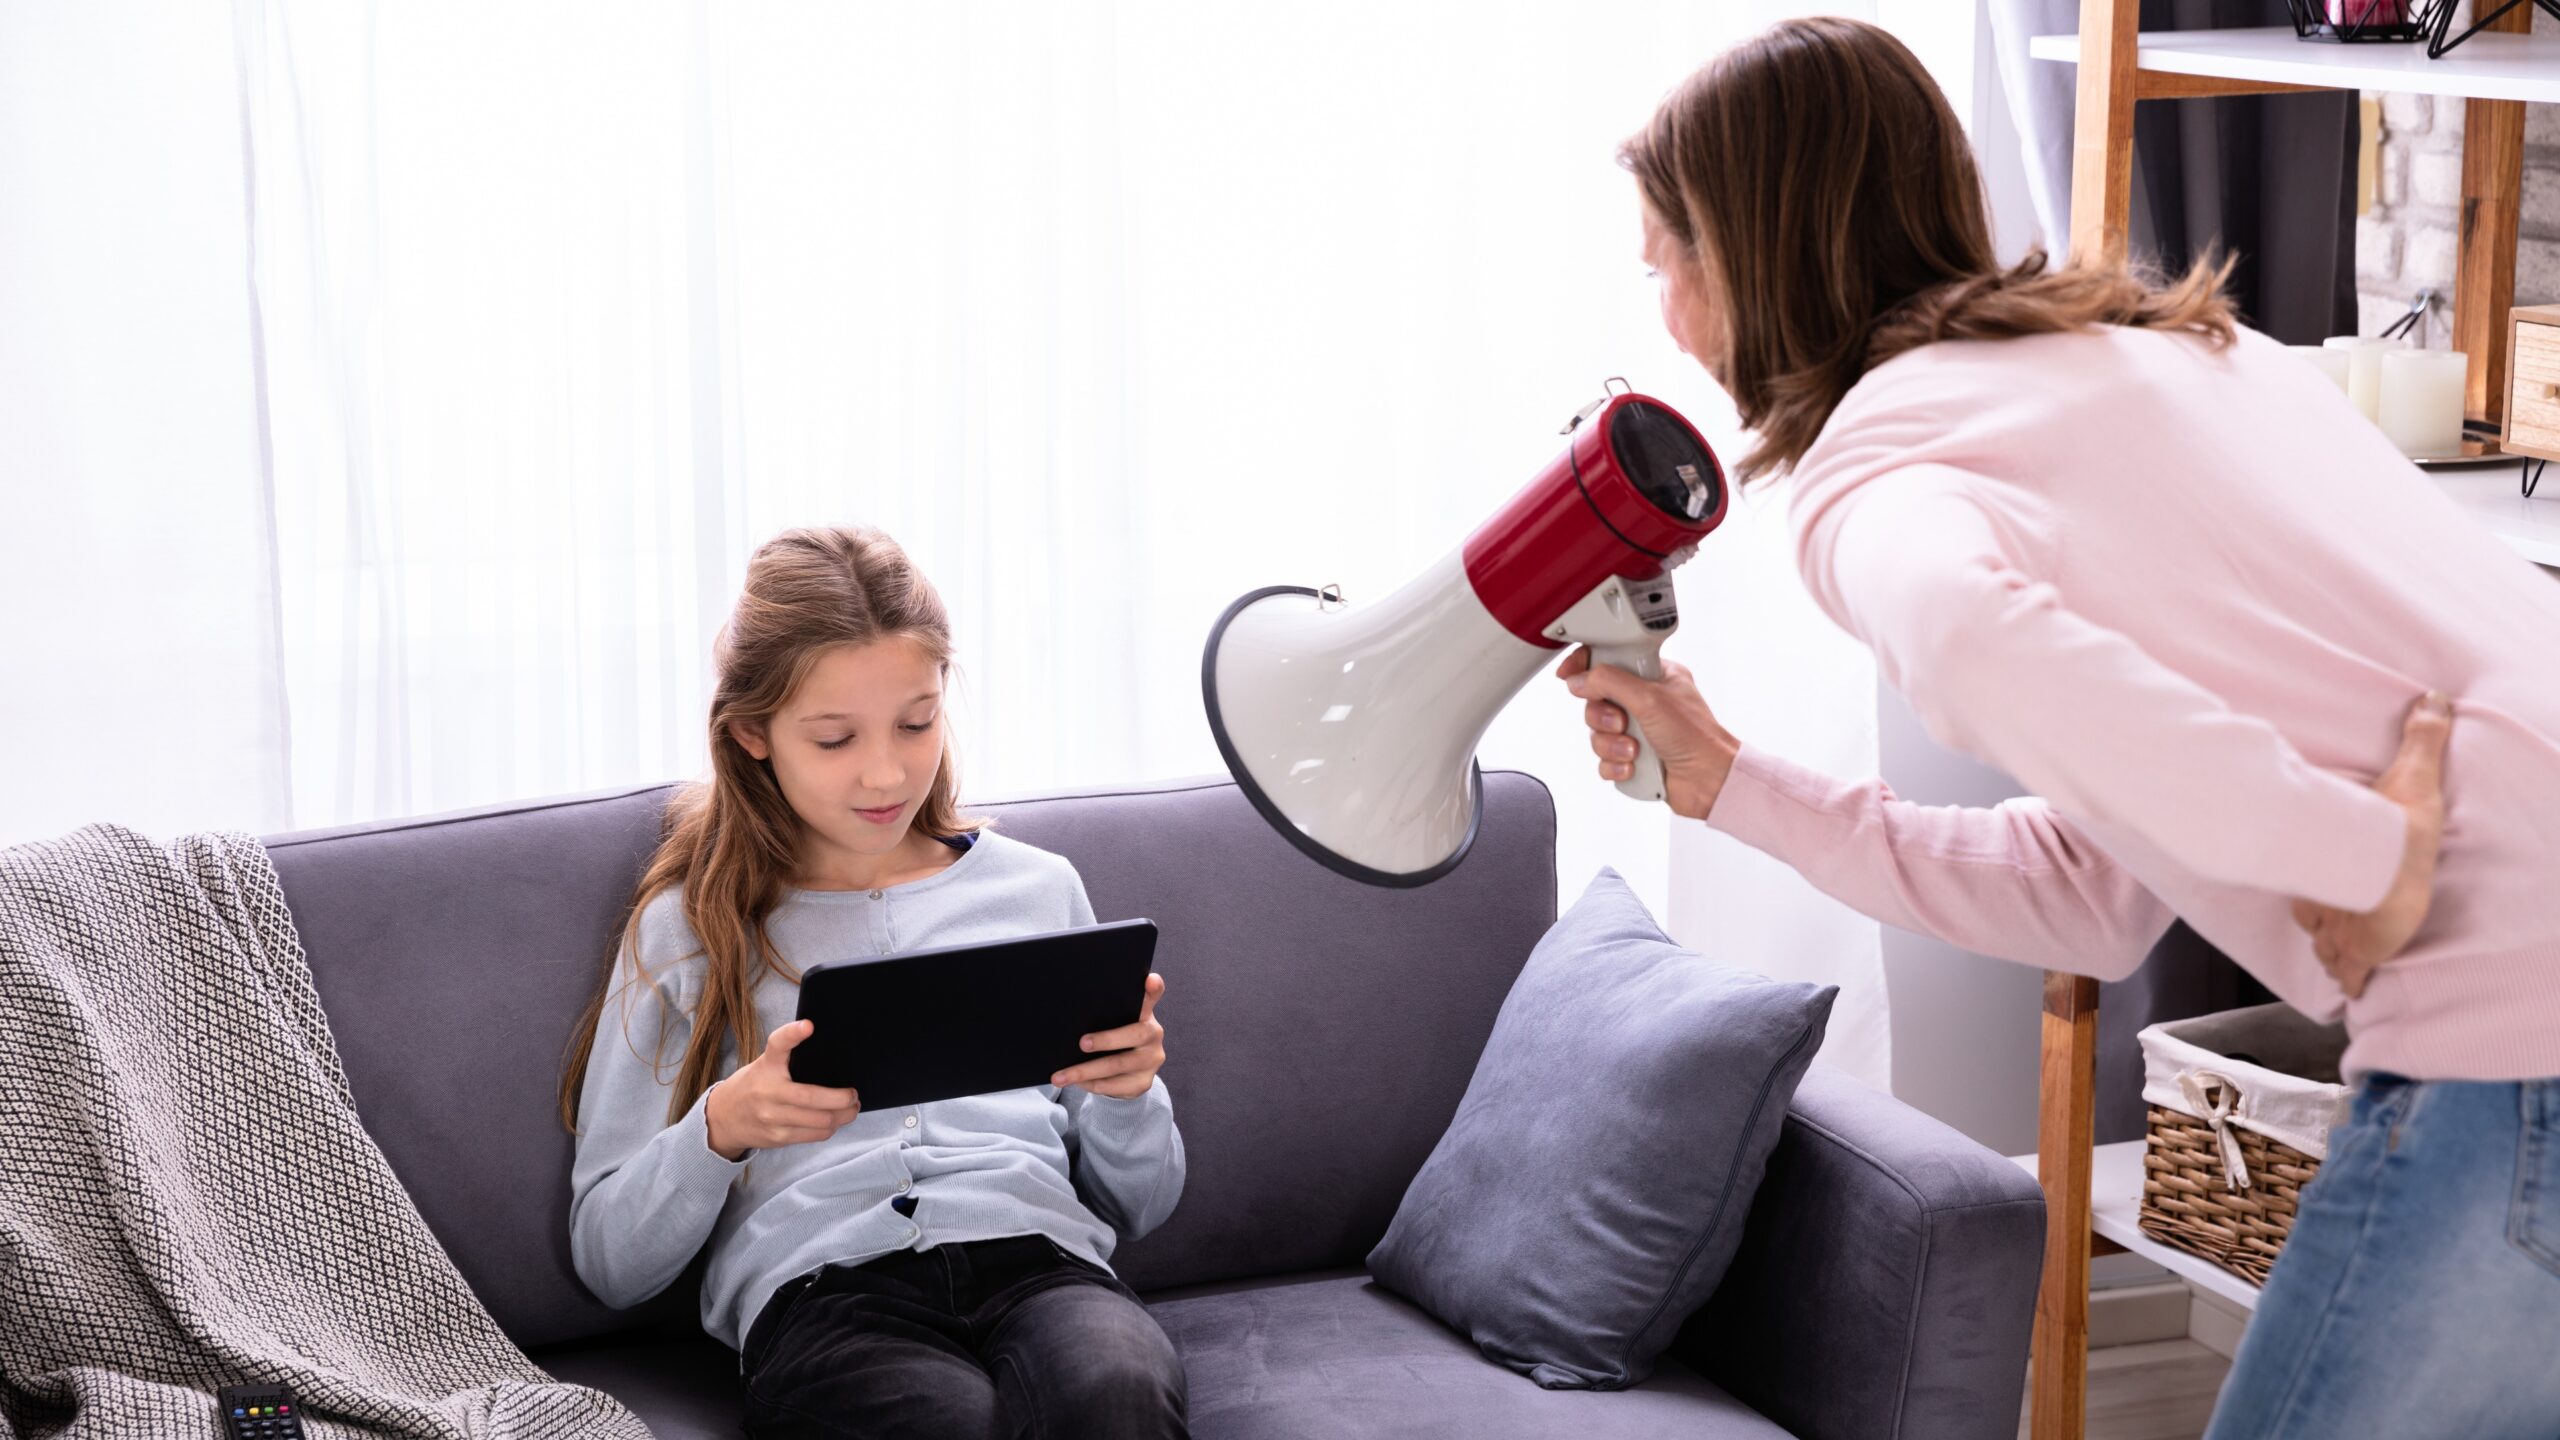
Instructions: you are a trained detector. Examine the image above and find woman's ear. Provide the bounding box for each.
[728,718,771,762]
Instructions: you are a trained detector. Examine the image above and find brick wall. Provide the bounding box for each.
[2356,96,2560,348]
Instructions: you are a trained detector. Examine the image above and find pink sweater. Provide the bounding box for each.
[1707,322,2560,1082]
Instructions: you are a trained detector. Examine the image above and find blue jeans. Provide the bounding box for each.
[740,1235,1188,1440]
[2204,1075,2560,1440]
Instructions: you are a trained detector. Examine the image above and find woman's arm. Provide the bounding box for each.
[1564,654,2175,979]
[1802,467,2409,914]
[1711,742,2175,980]
[567,944,747,1309]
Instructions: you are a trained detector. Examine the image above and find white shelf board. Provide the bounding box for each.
[2010,1141,2266,1313]
[2430,461,2560,568]
[2029,27,2560,103]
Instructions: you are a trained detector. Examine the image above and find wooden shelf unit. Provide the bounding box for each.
[2027,27,2560,103]
[2026,8,2540,1438]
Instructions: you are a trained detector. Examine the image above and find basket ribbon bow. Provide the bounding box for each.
[2178,1069,2253,1193]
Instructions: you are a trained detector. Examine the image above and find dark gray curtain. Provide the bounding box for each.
[2130,0,2361,343]
[1988,0,2356,1140]
[1990,0,2361,344]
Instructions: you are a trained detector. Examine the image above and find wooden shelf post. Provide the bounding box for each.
[2455,2,2534,425]
[2042,1,2136,1435]
[2067,0,2142,265]
[2031,971,2103,1440]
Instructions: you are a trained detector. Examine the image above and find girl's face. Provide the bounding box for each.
[1643,202,1728,388]
[732,637,947,875]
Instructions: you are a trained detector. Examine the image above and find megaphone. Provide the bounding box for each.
[1202,380,1729,887]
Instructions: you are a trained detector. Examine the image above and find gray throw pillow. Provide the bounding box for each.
[1367,867,1836,1390]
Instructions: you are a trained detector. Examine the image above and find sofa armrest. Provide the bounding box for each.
[1670,1064,2045,1440]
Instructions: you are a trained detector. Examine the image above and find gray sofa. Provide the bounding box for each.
[260,769,2045,1440]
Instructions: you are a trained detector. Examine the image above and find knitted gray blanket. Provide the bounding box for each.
[0,825,650,1440]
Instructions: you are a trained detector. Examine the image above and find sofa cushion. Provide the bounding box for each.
[264,771,1558,1350]
[1148,1270,1797,1440]
[1367,869,1835,1389]
[532,1269,1795,1440]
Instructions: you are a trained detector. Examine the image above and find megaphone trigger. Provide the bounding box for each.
[1545,575,1680,804]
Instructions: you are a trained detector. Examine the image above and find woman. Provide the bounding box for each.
[1566,17,2560,1439]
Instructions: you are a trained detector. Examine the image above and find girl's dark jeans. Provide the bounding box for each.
[740,1234,1189,1440]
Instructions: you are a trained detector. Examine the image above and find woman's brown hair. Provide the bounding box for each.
[1621,15,2237,483]
[559,525,983,1129]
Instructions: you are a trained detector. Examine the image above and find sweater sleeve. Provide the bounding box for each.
[567,902,748,1309]
[1052,868,1187,1240]
[1796,465,2407,913]
[1708,742,2176,980]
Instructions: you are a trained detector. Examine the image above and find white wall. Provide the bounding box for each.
[1876,692,2046,1154]
[1969,0,2046,264]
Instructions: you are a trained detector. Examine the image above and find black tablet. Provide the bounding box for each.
[787,918,1158,1109]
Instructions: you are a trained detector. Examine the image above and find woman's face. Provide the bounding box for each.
[1643,203,1727,387]
[732,636,947,873]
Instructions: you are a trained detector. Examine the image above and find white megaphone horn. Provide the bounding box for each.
[1202,379,1730,887]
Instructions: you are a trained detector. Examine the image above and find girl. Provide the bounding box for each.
[1566,17,2560,1440]
[560,526,1189,1440]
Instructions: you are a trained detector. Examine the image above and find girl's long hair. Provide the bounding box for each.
[1619,15,2237,484]
[559,525,982,1129]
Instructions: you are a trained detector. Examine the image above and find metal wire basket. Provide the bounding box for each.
[2286,0,2560,54]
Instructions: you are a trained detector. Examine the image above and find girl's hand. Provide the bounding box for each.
[1054,973,1167,1099]
[1557,646,1742,821]
[2292,691,2455,1000]
[704,1019,862,1161]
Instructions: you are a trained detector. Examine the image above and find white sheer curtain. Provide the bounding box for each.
[0,0,291,845]
[233,0,1857,875]
[236,2,744,825]
[11,0,1890,1080]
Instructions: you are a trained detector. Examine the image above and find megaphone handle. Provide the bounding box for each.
[1590,639,1669,804]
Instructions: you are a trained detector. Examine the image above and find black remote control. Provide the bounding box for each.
[217,1383,304,1439]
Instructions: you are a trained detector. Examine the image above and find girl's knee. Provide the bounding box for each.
[1049,1358,1185,1440]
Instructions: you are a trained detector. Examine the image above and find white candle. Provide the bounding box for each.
[2288,344,2352,394]
[2378,349,2468,458]
[2325,335,2407,422]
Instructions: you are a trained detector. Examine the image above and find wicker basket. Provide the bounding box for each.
[2138,1100,2323,1284]
[2135,1005,2351,1287]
